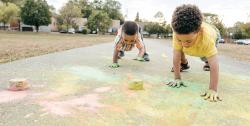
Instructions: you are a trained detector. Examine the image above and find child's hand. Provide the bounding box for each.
[201,89,222,102]
[133,57,145,62]
[109,63,120,68]
[166,79,187,88]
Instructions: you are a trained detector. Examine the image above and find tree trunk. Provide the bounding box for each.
[18,20,21,31]
[66,24,69,32]
[3,22,6,30]
[36,25,39,32]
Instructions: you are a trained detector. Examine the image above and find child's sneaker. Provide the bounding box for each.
[118,51,125,59]
[143,53,150,61]
[171,62,190,72]
[203,62,210,71]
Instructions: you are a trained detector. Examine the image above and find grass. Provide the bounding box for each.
[0,31,250,64]
[0,31,114,63]
[218,43,250,62]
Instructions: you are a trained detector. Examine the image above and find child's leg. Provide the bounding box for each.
[141,40,150,61]
[181,52,188,64]
[179,52,190,70]
[180,52,190,70]
[143,52,150,61]
[201,57,210,71]
[118,50,125,59]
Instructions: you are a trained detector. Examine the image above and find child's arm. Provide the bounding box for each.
[173,49,182,79]
[207,55,219,91]
[137,47,145,57]
[113,49,119,63]
[167,49,186,88]
[110,34,122,68]
[135,34,146,61]
[201,54,222,102]
[110,48,120,68]
[133,47,145,61]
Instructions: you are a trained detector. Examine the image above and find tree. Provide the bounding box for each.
[87,10,111,34]
[243,23,250,38]
[91,0,103,10]
[103,0,123,20]
[203,13,226,36]
[135,12,140,22]
[203,13,219,24]
[0,2,19,30]
[0,0,25,7]
[231,22,250,39]
[0,3,3,22]
[59,0,82,32]
[21,0,51,32]
[154,11,164,19]
[78,0,93,18]
[0,0,25,31]
[0,0,15,4]
[154,11,165,24]
[164,24,172,36]
[70,0,124,23]
[49,5,56,13]
[56,15,64,31]
[82,0,123,19]
[144,22,169,37]
[62,0,123,32]
[0,6,2,20]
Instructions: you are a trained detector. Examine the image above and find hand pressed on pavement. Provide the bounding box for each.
[201,89,222,102]
[166,79,187,88]
[109,63,120,68]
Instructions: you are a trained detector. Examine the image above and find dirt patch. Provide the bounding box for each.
[218,43,250,62]
[1,32,249,64]
[0,31,114,63]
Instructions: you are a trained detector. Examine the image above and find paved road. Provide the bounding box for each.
[0,39,249,126]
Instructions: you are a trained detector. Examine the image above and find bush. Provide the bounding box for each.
[81,29,88,34]
[233,31,246,39]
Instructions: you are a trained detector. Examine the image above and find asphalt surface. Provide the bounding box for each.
[0,39,249,126]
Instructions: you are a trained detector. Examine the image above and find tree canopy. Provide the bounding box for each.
[21,0,51,32]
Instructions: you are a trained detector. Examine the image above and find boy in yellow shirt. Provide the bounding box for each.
[167,4,222,102]
[110,21,150,68]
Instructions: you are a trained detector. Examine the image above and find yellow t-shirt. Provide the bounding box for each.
[173,22,218,58]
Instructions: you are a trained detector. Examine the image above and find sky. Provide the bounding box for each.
[47,0,250,27]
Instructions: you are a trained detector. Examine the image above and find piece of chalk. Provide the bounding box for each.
[128,79,144,90]
[8,78,29,91]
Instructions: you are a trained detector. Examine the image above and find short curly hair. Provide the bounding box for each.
[171,4,203,34]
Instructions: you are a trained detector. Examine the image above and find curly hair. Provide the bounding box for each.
[171,4,203,34]
[122,21,138,35]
